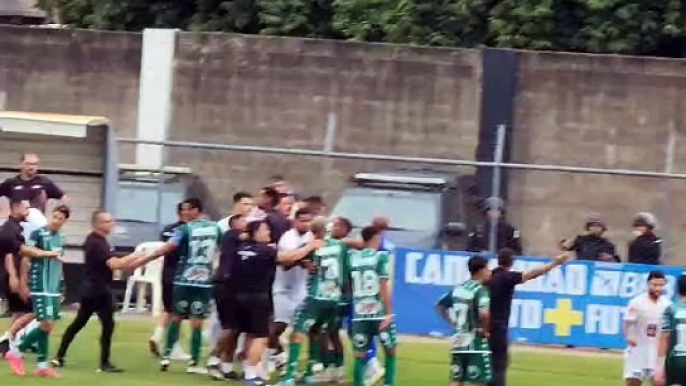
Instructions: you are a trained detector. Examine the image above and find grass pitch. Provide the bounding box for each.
[0,316,623,385]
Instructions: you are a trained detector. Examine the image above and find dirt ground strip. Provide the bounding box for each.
[398,335,622,358]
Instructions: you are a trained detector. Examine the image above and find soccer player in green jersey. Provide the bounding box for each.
[654,274,686,386]
[349,226,396,386]
[135,198,222,374]
[436,255,493,386]
[4,205,70,378]
[279,217,351,386]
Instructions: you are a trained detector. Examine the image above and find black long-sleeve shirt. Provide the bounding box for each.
[160,221,183,282]
[628,233,661,265]
[565,234,618,262]
[467,220,523,254]
[215,229,242,284]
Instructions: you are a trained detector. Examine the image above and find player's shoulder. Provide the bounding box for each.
[628,293,647,305]
[659,296,672,308]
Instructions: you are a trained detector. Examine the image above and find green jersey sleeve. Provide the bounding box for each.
[27,229,40,248]
[377,251,390,279]
[437,290,454,308]
[475,286,490,310]
[216,226,223,246]
[662,304,675,331]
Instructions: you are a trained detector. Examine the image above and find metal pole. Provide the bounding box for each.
[116,138,686,180]
[661,130,677,261]
[155,143,167,233]
[489,125,506,256]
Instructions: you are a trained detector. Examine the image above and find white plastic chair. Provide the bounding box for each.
[122,241,165,316]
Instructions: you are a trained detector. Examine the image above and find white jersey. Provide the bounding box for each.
[217,214,238,234]
[273,228,312,296]
[623,293,671,379]
[21,208,48,240]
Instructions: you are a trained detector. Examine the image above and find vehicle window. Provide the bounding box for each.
[331,189,440,232]
[116,184,184,225]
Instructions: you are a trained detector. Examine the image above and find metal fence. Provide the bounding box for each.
[117,128,686,264]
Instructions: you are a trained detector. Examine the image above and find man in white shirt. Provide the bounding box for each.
[624,271,671,386]
[217,192,255,234]
[267,208,314,373]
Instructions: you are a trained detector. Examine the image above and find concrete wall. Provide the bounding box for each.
[3,25,686,262]
[510,52,686,259]
[0,26,141,159]
[167,33,482,209]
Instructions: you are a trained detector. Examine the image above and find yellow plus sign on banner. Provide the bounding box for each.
[544,299,584,337]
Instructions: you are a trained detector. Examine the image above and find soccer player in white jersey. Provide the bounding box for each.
[624,271,671,386]
[267,209,314,373]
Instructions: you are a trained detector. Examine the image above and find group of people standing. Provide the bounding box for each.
[141,178,398,386]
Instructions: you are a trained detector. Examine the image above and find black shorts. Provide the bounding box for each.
[162,279,174,313]
[7,291,32,314]
[214,282,234,330]
[224,293,272,338]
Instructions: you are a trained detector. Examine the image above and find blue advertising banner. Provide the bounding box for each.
[394,249,686,349]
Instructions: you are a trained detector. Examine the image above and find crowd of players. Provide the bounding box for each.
[1,156,686,386]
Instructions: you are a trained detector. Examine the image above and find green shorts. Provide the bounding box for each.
[666,355,686,386]
[172,285,212,319]
[31,294,61,322]
[451,339,492,385]
[293,299,339,334]
[351,320,397,353]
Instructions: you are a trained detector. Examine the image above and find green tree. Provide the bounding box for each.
[257,0,336,38]
[189,0,260,33]
[577,0,684,55]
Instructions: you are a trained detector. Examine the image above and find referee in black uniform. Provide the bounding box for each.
[488,249,571,386]
[52,210,140,372]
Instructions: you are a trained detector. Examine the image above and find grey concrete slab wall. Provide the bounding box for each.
[511,52,686,261]
[5,26,686,262]
[0,25,142,161]
[167,33,482,207]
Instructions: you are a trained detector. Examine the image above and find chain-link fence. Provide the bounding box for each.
[116,131,686,266]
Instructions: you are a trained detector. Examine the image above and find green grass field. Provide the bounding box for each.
[1,317,624,386]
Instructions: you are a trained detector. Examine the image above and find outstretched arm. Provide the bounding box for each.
[522,253,571,282]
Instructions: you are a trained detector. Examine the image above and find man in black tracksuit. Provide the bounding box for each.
[488,249,571,386]
[467,197,523,255]
[628,212,661,265]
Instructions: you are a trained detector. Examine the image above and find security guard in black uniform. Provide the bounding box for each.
[466,197,522,255]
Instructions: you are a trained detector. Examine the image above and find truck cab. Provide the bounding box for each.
[330,170,481,250]
[110,164,221,253]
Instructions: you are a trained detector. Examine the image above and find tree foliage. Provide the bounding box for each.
[36,0,686,57]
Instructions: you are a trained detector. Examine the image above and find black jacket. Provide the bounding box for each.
[628,233,661,265]
[467,220,523,254]
[566,234,618,262]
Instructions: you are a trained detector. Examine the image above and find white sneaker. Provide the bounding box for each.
[364,366,385,386]
[334,366,346,384]
[311,362,324,374]
[273,352,288,369]
[266,359,276,375]
[170,344,191,361]
[186,363,207,375]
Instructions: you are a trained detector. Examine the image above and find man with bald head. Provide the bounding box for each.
[0,153,68,213]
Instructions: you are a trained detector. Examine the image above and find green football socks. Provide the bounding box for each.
[164,321,180,357]
[354,356,366,386]
[384,352,396,386]
[285,341,302,380]
[191,327,202,362]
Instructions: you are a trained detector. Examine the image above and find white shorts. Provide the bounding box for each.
[624,348,654,381]
[273,292,306,324]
